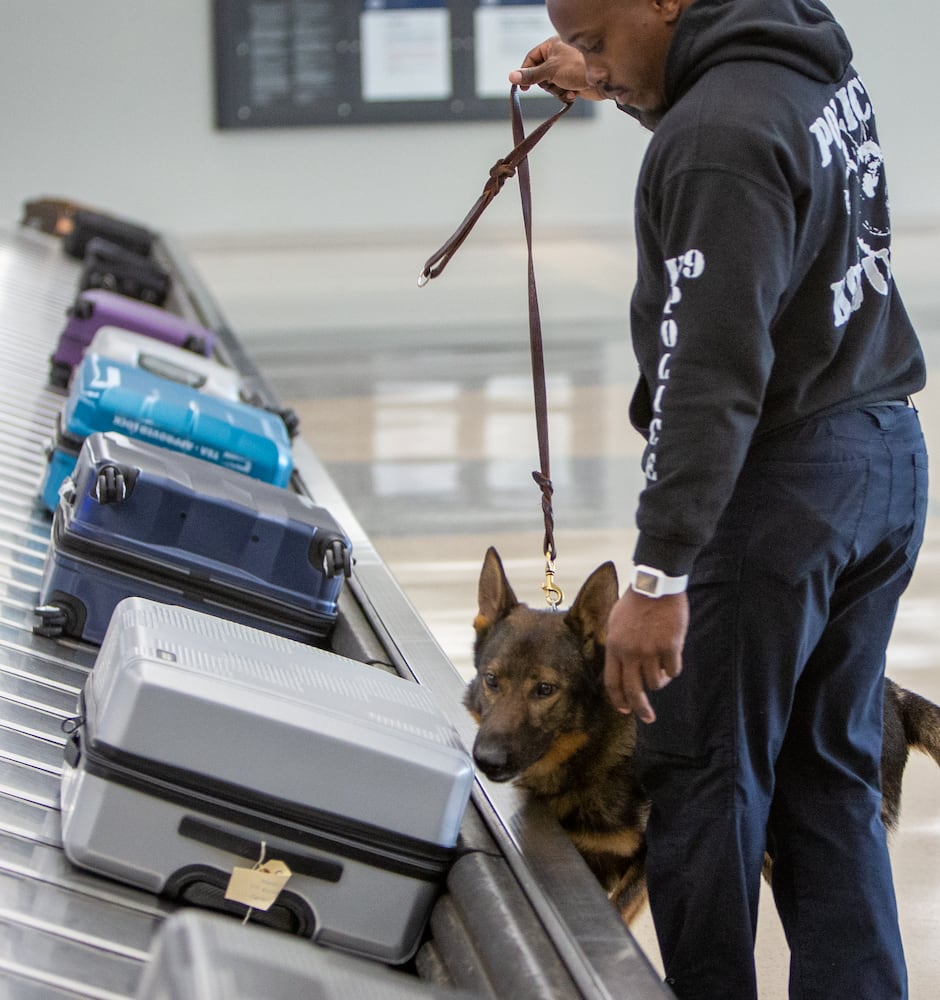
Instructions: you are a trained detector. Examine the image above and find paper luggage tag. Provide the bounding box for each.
[225,856,292,912]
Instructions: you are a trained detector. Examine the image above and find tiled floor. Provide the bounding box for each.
[191,227,940,998]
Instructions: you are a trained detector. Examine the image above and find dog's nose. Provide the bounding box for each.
[472,740,513,782]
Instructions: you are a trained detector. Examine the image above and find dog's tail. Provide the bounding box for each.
[895,682,940,767]
[881,677,940,832]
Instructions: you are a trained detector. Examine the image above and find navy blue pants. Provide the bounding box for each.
[636,402,928,1000]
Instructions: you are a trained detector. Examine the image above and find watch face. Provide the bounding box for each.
[634,569,659,594]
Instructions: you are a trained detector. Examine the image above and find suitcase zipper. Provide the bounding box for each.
[50,511,336,636]
[75,736,456,882]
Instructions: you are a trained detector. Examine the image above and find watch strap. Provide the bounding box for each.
[629,564,689,598]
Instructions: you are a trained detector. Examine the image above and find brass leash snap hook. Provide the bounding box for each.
[541,552,564,610]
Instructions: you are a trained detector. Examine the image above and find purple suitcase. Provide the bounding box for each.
[50,289,215,388]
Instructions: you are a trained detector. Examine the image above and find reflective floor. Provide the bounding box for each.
[192,227,940,998]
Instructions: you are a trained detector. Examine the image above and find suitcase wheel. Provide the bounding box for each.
[262,404,300,438]
[33,595,87,639]
[33,605,68,638]
[94,465,127,504]
[48,358,71,389]
[92,269,118,292]
[322,538,352,579]
[276,406,300,439]
[68,296,95,321]
[182,334,207,355]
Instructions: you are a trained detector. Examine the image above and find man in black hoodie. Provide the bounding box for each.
[511,2,926,998]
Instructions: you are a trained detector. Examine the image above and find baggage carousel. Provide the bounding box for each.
[0,220,670,998]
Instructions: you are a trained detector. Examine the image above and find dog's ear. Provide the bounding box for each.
[565,562,619,648]
[474,546,519,634]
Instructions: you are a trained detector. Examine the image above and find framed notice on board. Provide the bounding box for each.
[213,0,593,127]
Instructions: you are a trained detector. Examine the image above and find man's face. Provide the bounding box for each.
[547,0,682,112]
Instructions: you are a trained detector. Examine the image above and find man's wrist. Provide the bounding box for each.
[629,564,689,598]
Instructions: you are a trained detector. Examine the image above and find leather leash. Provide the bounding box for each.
[419,87,572,607]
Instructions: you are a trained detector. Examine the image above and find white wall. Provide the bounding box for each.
[0,1,935,244]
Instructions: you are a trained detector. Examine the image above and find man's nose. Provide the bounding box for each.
[583,58,608,89]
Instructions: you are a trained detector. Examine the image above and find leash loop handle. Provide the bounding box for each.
[418,91,573,285]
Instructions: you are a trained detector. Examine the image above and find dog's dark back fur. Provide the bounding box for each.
[464,547,940,924]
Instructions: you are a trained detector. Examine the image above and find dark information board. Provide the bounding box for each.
[213,0,592,127]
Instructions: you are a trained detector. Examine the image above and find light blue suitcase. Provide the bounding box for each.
[39,353,292,511]
[85,326,299,437]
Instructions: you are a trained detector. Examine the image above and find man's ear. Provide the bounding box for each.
[474,547,520,634]
[657,0,688,26]
[564,562,619,649]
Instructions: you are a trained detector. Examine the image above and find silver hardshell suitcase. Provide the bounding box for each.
[61,598,474,964]
[85,326,244,401]
[137,911,478,999]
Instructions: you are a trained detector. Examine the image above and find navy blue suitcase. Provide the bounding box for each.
[35,432,351,645]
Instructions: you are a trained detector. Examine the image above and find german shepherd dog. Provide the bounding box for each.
[464,547,940,924]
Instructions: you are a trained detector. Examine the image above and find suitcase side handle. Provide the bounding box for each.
[178,814,344,884]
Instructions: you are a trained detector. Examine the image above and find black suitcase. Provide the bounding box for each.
[64,208,156,259]
[79,237,172,306]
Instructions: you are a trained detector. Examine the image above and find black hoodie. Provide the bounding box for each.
[628,0,926,577]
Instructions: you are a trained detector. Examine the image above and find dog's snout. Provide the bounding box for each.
[472,736,514,782]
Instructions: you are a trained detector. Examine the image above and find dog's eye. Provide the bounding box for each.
[483,672,498,690]
[535,682,556,698]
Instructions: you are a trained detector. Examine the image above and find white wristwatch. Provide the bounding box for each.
[629,564,689,598]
